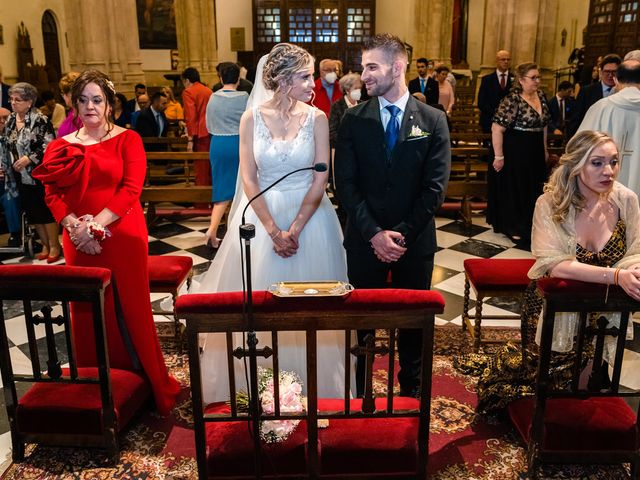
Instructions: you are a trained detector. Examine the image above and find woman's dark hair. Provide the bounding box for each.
[435,65,450,74]
[115,92,127,109]
[70,69,117,137]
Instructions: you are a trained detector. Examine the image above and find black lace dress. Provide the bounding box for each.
[455,219,626,415]
[487,91,551,243]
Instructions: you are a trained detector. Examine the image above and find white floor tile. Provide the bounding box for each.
[435,217,455,228]
[436,230,468,248]
[162,250,209,266]
[4,305,65,347]
[432,272,474,299]
[161,230,207,250]
[491,248,535,260]
[434,249,479,272]
[0,431,13,476]
[471,229,515,248]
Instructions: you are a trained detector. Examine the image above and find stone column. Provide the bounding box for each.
[62,0,145,93]
[174,0,217,82]
[407,0,453,80]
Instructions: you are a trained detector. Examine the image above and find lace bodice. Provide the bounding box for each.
[253,106,316,191]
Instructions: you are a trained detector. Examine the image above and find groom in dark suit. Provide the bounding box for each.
[335,33,451,397]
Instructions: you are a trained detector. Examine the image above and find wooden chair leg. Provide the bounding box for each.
[172,292,183,354]
[462,276,470,332]
[11,434,24,462]
[474,297,483,353]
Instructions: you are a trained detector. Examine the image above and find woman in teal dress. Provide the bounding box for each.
[204,62,249,248]
[456,130,640,414]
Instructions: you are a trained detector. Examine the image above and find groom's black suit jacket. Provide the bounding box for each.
[335,95,451,256]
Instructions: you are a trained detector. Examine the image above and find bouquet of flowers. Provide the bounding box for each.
[235,367,305,443]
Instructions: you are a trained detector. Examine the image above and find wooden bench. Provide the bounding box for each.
[177,288,444,479]
[142,151,212,224]
[141,136,188,152]
[443,147,489,225]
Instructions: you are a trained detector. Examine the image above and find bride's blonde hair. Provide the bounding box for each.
[262,43,314,117]
[544,130,617,223]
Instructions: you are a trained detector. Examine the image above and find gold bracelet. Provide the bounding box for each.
[614,267,622,286]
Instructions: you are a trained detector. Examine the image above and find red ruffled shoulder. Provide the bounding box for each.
[33,140,88,187]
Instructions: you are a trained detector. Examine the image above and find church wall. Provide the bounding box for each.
[376,0,414,43]
[552,0,589,69]
[467,0,486,73]
[215,0,253,64]
[0,0,69,82]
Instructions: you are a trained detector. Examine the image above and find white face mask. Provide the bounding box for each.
[324,72,337,84]
[349,89,362,101]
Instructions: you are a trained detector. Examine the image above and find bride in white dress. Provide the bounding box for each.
[195,43,354,403]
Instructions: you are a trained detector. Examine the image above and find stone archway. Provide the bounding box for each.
[41,10,62,90]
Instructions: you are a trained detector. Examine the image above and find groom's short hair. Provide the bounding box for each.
[363,33,408,66]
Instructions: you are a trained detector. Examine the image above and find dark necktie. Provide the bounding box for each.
[155,112,163,136]
[559,98,565,126]
[385,105,401,153]
[500,73,506,89]
[420,78,425,93]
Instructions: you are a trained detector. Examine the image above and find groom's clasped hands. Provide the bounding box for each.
[370,230,407,263]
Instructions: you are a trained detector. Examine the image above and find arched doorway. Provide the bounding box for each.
[41,10,62,91]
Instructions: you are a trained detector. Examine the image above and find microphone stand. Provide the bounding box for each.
[235,163,327,478]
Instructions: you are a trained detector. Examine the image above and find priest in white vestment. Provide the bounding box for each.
[578,59,640,194]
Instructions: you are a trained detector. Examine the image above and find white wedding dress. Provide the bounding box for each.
[195,106,354,403]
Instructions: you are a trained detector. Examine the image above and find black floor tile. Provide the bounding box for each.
[0,382,31,434]
[433,288,474,321]
[186,244,217,260]
[148,241,180,255]
[449,238,507,259]
[192,261,213,276]
[431,265,460,286]
[437,221,489,238]
[484,295,523,315]
[148,223,193,239]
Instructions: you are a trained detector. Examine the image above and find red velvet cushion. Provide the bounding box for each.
[147,255,193,289]
[0,265,111,289]
[176,289,445,315]
[204,401,309,476]
[16,367,151,435]
[464,258,535,291]
[318,397,421,475]
[203,397,422,476]
[508,396,638,451]
[537,277,615,299]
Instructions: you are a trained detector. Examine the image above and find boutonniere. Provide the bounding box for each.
[408,125,430,139]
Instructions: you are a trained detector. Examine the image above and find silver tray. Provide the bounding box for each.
[268,281,354,298]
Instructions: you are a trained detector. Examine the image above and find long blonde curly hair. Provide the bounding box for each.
[545,130,617,223]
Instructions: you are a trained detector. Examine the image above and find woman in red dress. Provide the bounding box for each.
[34,70,180,415]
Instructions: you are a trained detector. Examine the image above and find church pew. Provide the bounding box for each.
[177,289,444,479]
[443,147,489,226]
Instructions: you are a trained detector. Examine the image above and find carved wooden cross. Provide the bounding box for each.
[31,305,64,379]
[351,333,389,413]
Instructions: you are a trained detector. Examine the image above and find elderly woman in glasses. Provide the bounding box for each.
[5,82,60,261]
[487,62,551,249]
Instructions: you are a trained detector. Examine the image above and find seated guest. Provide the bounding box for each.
[113,93,131,128]
[0,106,21,247]
[39,90,66,133]
[125,83,146,115]
[162,86,184,122]
[57,71,82,136]
[134,91,168,151]
[548,80,575,137]
[129,93,149,129]
[455,130,640,414]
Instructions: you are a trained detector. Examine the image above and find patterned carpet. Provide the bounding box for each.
[0,326,631,480]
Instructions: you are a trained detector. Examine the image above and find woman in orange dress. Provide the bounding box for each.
[34,70,180,415]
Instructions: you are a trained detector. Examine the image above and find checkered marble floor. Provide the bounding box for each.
[0,213,638,474]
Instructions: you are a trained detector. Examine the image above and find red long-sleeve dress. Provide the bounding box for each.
[34,130,180,415]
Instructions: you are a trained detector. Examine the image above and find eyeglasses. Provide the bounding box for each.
[9,97,26,103]
[601,69,617,76]
[523,76,541,81]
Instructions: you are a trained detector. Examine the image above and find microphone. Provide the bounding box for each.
[241,163,328,225]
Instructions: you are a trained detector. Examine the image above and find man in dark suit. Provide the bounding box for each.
[0,66,11,112]
[134,91,168,151]
[547,80,575,137]
[408,57,439,105]
[125,83,147,116]
[335,33,451,397]
[566,53,621,139]
[477,50,512,134]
